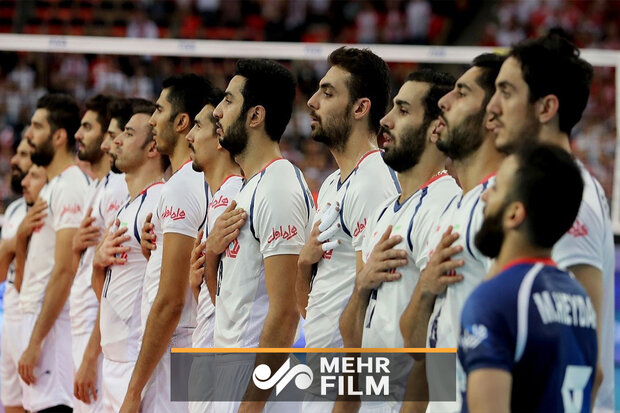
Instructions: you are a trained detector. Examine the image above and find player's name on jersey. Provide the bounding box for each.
[532,291,596,328]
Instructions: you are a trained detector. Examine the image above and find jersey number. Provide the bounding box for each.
[561,365,592,413]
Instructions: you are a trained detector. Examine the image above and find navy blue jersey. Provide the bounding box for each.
[458,258,597,413]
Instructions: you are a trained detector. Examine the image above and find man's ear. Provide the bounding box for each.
[536,94,559,125]
[248,105,266,128]
[504,201,526,231]
[175,113,192,133]
[352,98,371,121]
[52,128,68,150]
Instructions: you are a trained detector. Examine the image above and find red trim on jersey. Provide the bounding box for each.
[139,181,164,195]
[217,174,243,191]
[501,257,556,272]
[355,149,382,169]
[419,172,449,191]
[259,157,285,174]
[174,159,192,173]
[478,172,496,186]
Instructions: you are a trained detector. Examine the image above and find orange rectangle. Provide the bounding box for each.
[170,347,457,354]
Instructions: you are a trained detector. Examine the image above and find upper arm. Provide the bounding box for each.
[569,264,603,330]
[264,254,299,313]
[466,368,511,413]
[160,232,196,300]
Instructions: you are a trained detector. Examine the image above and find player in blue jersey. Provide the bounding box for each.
[458,144,598,413]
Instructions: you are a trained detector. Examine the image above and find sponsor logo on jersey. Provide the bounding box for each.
[323,248,333,260]
[162,206,186,221]
[225,239,240,258]
[267,225,298,243]
[459,323,488,350]
[209,195,229,209]
[107,201,122,213]
[60,204,82,217]
[353,218,367,237]
[568,219,588,238]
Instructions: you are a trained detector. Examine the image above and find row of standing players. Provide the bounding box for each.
[0,33,614,413]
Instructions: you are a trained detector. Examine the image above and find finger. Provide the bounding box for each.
[321,239,340,252]
[380,258,408,269]
[224,200,237,213]
[27,365,35,385]
[113,226,129,237]
[90,381,97,401]
[225,216,246,232]
[145,212,152,223]
[378,235,403,251]
[223,211,246,228]
[378,225,393,244]
[381,248,407,260]
[222,230,240,246]
[83,383,92,404]
[437,259,465,274]
[317,221,340,242]
[438,230,459,249]
[195,255,206,269]
[439,274,464,285]
[436,245,463,262]
[318,201,339,232]
[376,271,402,282]
[86,206,93,217]
[194,230,204,247]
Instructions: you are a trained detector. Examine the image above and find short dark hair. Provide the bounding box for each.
[407,69,455,125]
[511,144,583,248]
[129,98,156,116]
[107,98,133,130]
[510,34,593,135]
[328,47,390,133]
[36,93,80,150]
[471,53,505,107]
[162,74,217,123]
[84,94,113,132]
[235,59,296,142]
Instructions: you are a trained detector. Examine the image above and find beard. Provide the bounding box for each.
[10,166,27,194]
[475,201,508,259]
[30,135,55,166]
[219,115,248,158]
[382,123,428,173]
[310,104,352,152]
[77,136,104,163]
[436,109,486,161]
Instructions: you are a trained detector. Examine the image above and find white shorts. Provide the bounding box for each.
[20,311,74,412]
[102,357,134,413]
[140,329,192,413]
[72,332,103,413]
[1,316,23,407]
[214,354,302,413]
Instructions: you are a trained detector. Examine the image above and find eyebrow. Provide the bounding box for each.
[224,91,233,99]
[125,126,136,133]
[456,82,472,92]
[394,99,410,107]
[81,121,90,127]
[193,118,200,126]
[155,103,163,110]
[319,82,334,90]
[497,80,515,91]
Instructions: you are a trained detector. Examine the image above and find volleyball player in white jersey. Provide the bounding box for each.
[70,94,117,413]
[211,59,312,413]
[17,94,90,412]
[93,101,165,412]
[339,69,458,413]
[486,34,614,412]
[0,138,37,413]
[399,55,505,413]
[185,98,243,413]
[299,48,399,353]
[120,75,215,413]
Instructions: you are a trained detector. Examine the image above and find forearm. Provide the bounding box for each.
[400,286,436,349]
[126,295,184,398]
[339,287,370,348]
[14,234,29,292]
[205,252,219,305]
[82,310,102,364]
[0,241,14,283]
[295,261,313,318]
[91,265,106,301]
[29,266,74,346]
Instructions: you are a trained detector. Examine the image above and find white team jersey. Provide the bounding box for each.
[70,173,129,336]
[141,161,208,335]
[552,162,615,411]
[98,172,129,228]
[100,181,163,362]
[426,174,495,350]
[214,159,314,348]
[20,165,90,314]
[361,173,460,349]
[304,150,400,348]
[193,175,243,348]
[1,197,27,322]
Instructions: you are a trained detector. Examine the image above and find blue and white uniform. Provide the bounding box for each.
[459,258,598,413]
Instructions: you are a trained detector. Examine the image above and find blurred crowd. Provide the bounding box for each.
[0,0,616,210]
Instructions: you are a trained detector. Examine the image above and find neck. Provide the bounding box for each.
[491,233,553,279]
[453,136,503,193]
[203,157,242,192]
[538,127,572,153]
[124,161,163,199]
[398,147,446,201]
[170,134,192,173]
[45,149,76,181]
[91,157,111,181]
[236,133,282,180]
[331,128,377,181]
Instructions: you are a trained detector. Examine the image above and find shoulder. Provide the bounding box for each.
[350,151,398,193]
[5,197,25,217]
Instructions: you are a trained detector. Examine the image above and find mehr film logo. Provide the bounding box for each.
[252,356,391,396]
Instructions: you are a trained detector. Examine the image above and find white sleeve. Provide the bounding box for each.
[255,175,312,259]
[344,180,397,252]
[552,202,603,271]
[159,184,206,238]
[52,180,88,231]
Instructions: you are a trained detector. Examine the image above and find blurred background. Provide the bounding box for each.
[0,0,617,408]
